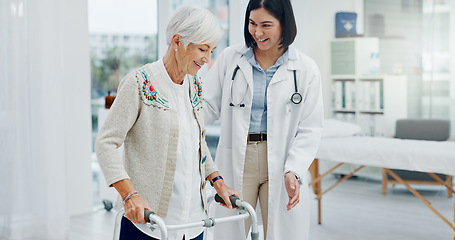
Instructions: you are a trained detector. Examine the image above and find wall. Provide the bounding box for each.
[228,0,250,46]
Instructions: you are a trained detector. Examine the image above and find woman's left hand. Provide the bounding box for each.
[284,172,300,211]
[213,181,241,209]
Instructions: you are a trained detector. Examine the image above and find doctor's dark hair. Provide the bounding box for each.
[244,0,297,49]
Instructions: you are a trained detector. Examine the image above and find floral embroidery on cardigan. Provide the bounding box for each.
[138,70,169,109]
[191,75,203,109]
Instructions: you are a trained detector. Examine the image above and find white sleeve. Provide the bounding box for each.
[202,49,229,125]
[95,74,139,186]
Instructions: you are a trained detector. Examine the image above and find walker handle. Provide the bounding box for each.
[144,209,156,223]
[214,194,239,208]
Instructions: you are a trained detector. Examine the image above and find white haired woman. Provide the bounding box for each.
[95,5,240,240]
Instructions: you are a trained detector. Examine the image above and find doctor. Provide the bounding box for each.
[203,0,323,239]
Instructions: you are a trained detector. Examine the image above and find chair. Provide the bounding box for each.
[381,119,453,198]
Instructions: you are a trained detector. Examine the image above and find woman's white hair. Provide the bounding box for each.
[166,5,223,48]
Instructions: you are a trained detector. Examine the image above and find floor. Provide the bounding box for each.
[69,176,454,240]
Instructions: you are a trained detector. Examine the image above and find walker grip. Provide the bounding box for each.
[214,194,239,208]
[144,209,155,223]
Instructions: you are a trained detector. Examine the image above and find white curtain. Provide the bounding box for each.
[0,0,92,239]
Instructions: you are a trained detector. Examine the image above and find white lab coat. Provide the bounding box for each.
[203,44,323,240]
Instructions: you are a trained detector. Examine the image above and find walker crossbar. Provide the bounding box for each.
[112,194,259,240]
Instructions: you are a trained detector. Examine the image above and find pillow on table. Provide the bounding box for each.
[322,118,361,138]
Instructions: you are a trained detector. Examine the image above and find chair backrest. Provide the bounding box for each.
[395,119,450,141]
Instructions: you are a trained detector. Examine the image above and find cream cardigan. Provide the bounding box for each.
[95,60,218,217]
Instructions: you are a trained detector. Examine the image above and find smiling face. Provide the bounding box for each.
[248,7,282,52]
[177,41,217,76]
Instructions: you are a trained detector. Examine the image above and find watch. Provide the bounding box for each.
[210,175,223,186]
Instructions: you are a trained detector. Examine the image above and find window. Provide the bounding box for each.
[365,0,453,124]
[421,0,451,119]
[88,0,158,145]
[88,0,158,207]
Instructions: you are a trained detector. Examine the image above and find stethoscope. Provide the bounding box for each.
[229,65,302,107]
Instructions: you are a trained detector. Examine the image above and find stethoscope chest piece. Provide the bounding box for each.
[291,92,302,104]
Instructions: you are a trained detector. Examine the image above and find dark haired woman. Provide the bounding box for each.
[203,0,323,239]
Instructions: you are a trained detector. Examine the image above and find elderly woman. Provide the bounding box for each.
[95,5,239,240]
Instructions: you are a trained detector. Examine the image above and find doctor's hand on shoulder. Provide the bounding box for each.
[284,172,300,211]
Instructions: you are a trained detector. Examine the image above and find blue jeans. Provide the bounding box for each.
[120,217,204,240]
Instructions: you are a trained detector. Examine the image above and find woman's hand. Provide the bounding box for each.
[284,172,300,211]
[213,180,241,209]
[124,195,154,224]
[112,179,153,224]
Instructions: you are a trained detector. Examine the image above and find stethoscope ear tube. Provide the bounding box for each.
[229,65,247,108]
[293,70,298,93]
[232,65,240,80]
[229,66,302,107]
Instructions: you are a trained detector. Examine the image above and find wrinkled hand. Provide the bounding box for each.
[284,172,300,211]
[124,195,154,224]
[213,181,241,209]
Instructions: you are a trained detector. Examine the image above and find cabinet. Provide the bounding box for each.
[330,38,407,137]
[331,75,407,137]
[331,37,380,76]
